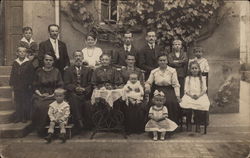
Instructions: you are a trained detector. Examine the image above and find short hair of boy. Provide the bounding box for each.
[54,88,66,95]
[22,27,33,33]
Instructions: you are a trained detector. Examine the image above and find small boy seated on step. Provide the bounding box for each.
[45,88,70,143]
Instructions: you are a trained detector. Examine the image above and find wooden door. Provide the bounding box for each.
[4,0,23,65]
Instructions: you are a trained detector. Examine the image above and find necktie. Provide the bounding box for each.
[54,40,59,59]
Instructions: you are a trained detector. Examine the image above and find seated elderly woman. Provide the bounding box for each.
[91,53,122,90]
[32,52,63,137]
[145,53,181,125]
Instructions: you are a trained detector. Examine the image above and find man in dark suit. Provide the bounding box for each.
[137,30,165,79]
[64,50,93,129]
[111,31,138,67]
[39,24,70,74]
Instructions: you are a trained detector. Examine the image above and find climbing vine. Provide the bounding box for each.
[65,0,224,46]
[119,0,224,46]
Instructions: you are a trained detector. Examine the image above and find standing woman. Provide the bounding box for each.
[82,32,103,69]
[32,53,63,136]
[145,54,181,124]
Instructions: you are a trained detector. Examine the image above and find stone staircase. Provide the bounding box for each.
[0,66,31,138]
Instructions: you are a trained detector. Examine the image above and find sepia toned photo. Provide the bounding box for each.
[0,0,250,157]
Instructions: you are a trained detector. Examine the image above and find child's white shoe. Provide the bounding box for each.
[153,136,158,141]
[160,136,165,141]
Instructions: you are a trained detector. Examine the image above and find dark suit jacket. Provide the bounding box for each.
[39,39,70,73]
[137,43,165,79]
[63,65,93,99]
[111,45,138,67]
[167,51,188,78]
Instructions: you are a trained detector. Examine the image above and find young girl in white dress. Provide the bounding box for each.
[82,32,103,69]
[180,61,210,132]
[145,90,178,141]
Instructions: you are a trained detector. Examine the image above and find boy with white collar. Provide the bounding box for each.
[9,46,34,123]
[19,26,39,69]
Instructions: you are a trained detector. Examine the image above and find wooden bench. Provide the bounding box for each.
[45,124,74,139]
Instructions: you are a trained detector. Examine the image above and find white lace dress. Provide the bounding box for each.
[180,76,210,111]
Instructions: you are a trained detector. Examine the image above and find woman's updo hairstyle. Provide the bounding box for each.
[85,31,97,40]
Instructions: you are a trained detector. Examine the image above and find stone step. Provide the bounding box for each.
[0,98,14,110]
[0,75,10,87]
[0,66,12,76]
[0,110,15,124]
[0,121,32,138]
[0,86,12,98]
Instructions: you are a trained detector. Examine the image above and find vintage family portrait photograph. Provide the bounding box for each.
[0,0,249,157]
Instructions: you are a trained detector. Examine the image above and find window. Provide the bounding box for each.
[100,0,127,24]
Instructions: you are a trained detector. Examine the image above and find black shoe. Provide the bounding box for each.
[45,133,53,143]
[60,133,66,143]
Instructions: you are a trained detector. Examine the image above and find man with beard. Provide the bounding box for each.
[111,31,138,67]
[39,24,70,75]
[64,50,93,129]
[137,30,165,79]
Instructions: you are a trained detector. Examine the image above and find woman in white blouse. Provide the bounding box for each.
[145,54,181,124]
[82,32,103,69]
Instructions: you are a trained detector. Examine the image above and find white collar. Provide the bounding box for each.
[147,43,155,49]
[49,38,58,43]
[124,45,132,51]
[127,80,140,85]
[21,37,34,44]
[15,57,29,65]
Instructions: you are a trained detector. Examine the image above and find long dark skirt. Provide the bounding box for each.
[124,101,146,134]
[151,85,181,125]
[32,94,54,137]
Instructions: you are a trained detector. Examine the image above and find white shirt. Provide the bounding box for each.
[82,47,103,67]
[184,76,207,95]
[189,57,209,73]
[49,38,59,59]
[148,43,155,49]
[146,66,180,97]
[124,45,132,52]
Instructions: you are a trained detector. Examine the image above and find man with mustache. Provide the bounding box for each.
[39,24,70,75]
[137,30,165,79]
[64,50,93,130]
[111,31,138,67]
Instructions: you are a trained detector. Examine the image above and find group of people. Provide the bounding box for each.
[9,24,210,143]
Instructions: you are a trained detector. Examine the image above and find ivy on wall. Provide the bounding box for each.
[65,0,224,47]
[119,0,224,46]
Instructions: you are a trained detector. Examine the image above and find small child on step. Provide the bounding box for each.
[45,88,70,143]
